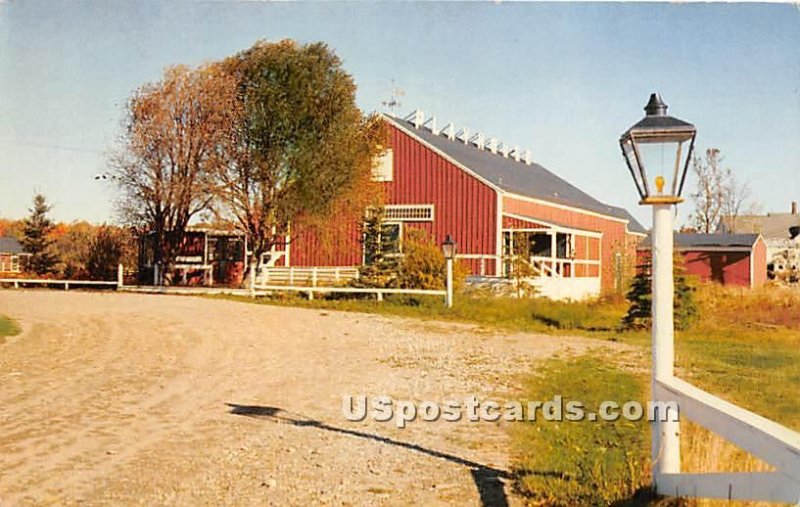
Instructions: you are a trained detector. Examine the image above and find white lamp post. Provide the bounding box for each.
[442,235,457,308]
[620,93,697,484]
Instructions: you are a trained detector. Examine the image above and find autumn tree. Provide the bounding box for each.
[215,40,384,276]
[52,221,95,278]
[85,226,135,280]
[689,148,752,233]
[112,64,239,284]
[21,194,58,275]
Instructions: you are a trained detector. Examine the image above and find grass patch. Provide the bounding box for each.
[0,314,21,343]
[213,291,627,337]
[511,354,657,506]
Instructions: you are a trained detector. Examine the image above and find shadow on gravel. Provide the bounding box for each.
[227,403,510,507]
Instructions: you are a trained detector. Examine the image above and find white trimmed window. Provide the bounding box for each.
[372,148,393,182]
[383,204,434,222]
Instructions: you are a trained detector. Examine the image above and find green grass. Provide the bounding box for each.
[511,354,659,506]
[213,291,627,336]
[0,314,20,342]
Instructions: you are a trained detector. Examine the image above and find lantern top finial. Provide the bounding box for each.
[644,93,668,117]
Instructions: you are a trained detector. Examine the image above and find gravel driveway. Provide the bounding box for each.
[0,291,613,506]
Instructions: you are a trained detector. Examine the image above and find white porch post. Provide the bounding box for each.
[652,204,680,483]
[249,264,256,298]
[445,257,454,308]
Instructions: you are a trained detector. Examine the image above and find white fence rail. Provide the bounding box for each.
[0,265,125,290]
[253,283,446,303]
[257,266,360,287]
[656,376,800,503]
[0,278,119,290]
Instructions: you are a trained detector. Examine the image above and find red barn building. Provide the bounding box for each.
[269,112,645,300]
[638,233,767,288]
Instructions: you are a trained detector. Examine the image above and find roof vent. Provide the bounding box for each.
[422,115,438,135]
[511,146,520,162]
[441,123,455,141]
[522,150,532,165]
[404,109,424,129]
[486,137,498,154]
[469,132,486,150]
[456,127,470,145]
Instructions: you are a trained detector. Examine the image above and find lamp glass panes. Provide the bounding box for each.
[620,93,697,204]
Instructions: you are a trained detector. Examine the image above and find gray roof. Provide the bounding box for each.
[0,237,24,254]
[718,214,800,239]
[387,116,646,235]
[639,233,761,250]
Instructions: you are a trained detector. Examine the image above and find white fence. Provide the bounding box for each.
[0,279,119,290]
[0,265,124,290]
[655,377,800,503]
[253,282,446,303]
[257,266,360,287]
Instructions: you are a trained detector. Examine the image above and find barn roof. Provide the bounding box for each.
[0,237,24,254]
[639,233,761,250]
[384,115,646,235]
[718,213,800,239]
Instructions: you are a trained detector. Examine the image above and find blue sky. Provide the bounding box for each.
[1,1,798,226]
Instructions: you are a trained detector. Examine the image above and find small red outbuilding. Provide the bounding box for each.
[638,233,767,288]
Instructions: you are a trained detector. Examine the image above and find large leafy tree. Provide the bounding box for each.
[112,64,239,283]
[21,193,58,275]
[215,40,384,275]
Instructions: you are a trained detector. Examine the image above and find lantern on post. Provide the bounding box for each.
[441,235,457,308]
[619,93,696,487]
[619,93,696,204]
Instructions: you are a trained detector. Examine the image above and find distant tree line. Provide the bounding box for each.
[2,193,135,279]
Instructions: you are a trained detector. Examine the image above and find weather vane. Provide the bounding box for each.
[381,79,404,117]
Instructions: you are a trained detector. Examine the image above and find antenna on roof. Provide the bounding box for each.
[381,80,405,117]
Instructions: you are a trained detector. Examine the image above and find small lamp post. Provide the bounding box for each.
[620,93,696,486]
[442,235,457,308]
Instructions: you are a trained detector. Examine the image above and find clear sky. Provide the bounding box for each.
[1,1,798,227]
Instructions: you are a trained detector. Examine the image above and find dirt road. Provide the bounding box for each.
[0,291,611,506]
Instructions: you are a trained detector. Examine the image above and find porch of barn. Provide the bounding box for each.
[501,213,602,300]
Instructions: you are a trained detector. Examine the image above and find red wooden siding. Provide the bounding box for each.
[288,222,363,267]
[682,251,752,287]
[383,124,499,275]
[637,242,766,288]
[503,196,635,291]
[288,122,499,273]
